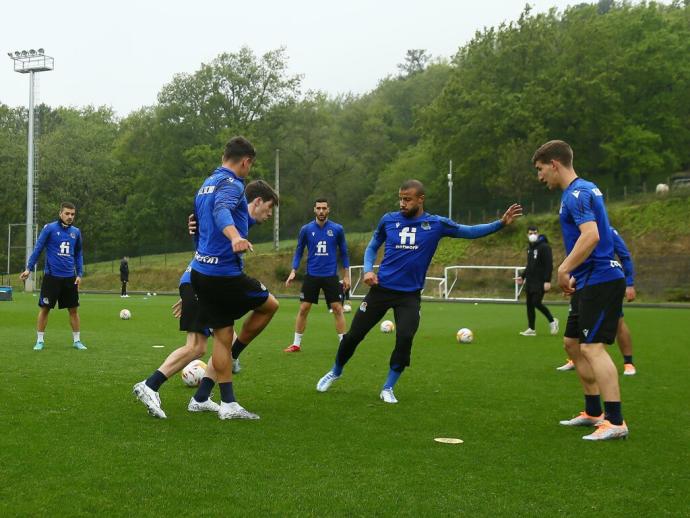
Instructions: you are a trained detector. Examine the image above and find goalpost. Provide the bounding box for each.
[349,264,524,302]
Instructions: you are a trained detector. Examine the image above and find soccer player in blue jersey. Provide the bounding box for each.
[284,198,350,352]
[557,226,637,375]
[534,140,629,441]
[20,202,87,351]
[190,137,279,420]
[132,179,278,419]
[316,180,522,403]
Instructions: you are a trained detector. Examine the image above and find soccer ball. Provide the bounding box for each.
[380,320,395,333]
[181,359,207,387]
[343,304,352,313]
[119,309,131,320]
[456,328,474,343]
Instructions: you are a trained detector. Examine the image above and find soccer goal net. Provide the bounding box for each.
[349,265,524,302]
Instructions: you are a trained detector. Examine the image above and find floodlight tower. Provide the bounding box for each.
[8,48,53,291]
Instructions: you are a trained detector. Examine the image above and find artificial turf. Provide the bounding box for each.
[1,293,688,516]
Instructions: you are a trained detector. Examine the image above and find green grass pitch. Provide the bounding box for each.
[1,294,688,516]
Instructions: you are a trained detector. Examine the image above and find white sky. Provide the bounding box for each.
[1,0,602,116]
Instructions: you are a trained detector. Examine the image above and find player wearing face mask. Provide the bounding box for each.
[517,225,558,336]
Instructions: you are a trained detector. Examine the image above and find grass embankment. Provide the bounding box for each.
[8,193,690,301]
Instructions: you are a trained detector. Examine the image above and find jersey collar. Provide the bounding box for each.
[217,166,243,183]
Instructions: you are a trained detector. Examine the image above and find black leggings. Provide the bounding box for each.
[336,286,421,371]
[526,289,553,329]
[121,281,128,296]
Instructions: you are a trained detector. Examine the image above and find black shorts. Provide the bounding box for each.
[300,274,341,305]
[179,283,210,337]
[564,278,625,345]
[38,274,79,309]
[191,269,270,329]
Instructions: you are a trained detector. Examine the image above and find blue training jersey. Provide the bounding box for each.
[559,178,624,289]
[291,220,349,277]
[27,221,83,278]
[611,227,634,286]
[363,212,504,292]
[191,166,248,277]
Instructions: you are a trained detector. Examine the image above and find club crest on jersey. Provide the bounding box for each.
[421,222,431,230]
[70,233,76,238]
[359,302,367,312]
[327,229,334,236]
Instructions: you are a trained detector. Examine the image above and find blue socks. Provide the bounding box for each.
[145,370,167,392]
[219,382,236,404]
[193,377,215,402]
[383,365,404,390]
[604,401,623,425]
[232,339,248,359]
[585,394,602,416]
[332,362,344,376]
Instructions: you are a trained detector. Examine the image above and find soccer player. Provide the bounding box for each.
[517,225,558,336]
[284,198,350,352]
[316,179,522,403]
[190,137,279,420]
[133,179,278,419]
[556,226,637,375]
[534,140,628,441]
[20,202,87,351]
[120,256,129,297]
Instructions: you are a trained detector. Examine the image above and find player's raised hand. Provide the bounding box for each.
[285,269,296,287]
[172,299,182,318]
[501,204,523,225]
[188,213,197,235]
[19,269,30,281]
[363,271,378,287]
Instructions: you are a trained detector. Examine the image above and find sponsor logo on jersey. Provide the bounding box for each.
[194,252,219,265]
[198,185,216,195]
[610,260,622,269]
[592,188,603,196]
[572,190,580,199]
[395,222,400,228]
[316,240,328,256]
[396,226,419,250]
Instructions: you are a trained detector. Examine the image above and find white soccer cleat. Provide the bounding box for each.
[582,420,629,441]
[550,318,560,335]
[623,363,636,376]
[316,370,340,392]
[188,397,220,413]
[133,381,167,419]
[232,358,241,374]
[559,411,603,427]
[379,388,398,404]
[519,328,536,336]
[218,401,260,420]
[556,359,576,371]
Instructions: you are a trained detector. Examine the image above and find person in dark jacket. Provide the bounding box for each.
[517,226,558,336]
[120,256,129,297]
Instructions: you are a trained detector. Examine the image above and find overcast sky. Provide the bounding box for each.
[2,0,604,116]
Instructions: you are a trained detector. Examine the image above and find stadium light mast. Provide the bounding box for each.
[8,48,54,292]
[274,149,280,251]
[447,160,453,219]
